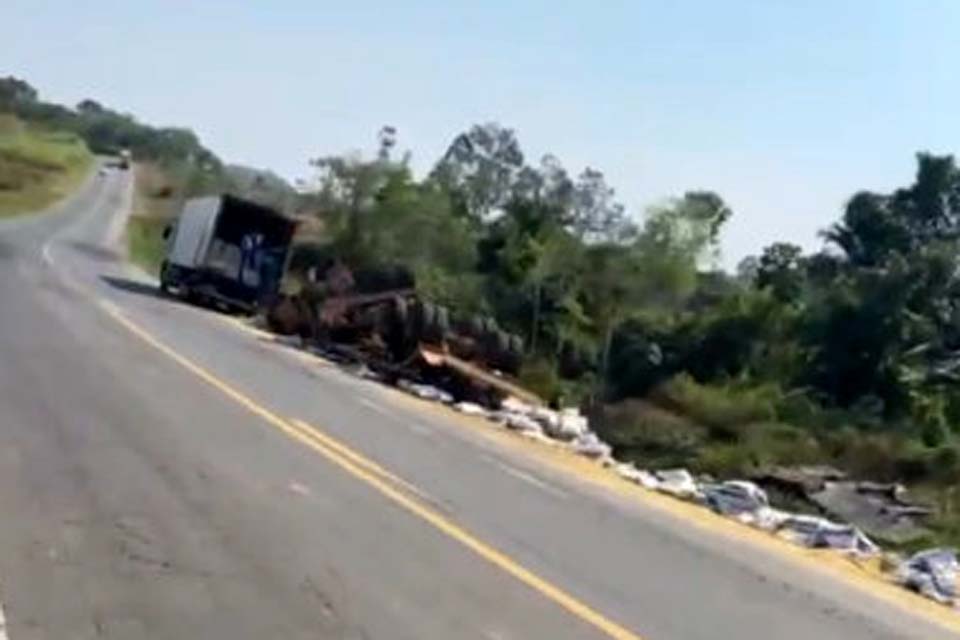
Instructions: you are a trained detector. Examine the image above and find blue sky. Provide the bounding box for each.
[3,1,958,265]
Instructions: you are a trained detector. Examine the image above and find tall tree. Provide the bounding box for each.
[430,123,525,220]
[755,242,804,302]
[570,167,632,242]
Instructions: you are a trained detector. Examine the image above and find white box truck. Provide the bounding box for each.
[160,195,297,312]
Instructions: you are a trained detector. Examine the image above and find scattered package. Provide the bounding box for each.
[775,514,877,555]
[553,408,590,441]
[703,481,769,516]
[453,401,489,417]
[397,380,454,404]
[898,548,959,605]
[572,432,613,459]
[654,469,701,500]
[501,396,533,413]
[498,411,544,434]
[808,522,878,555]
[613,462,646,484]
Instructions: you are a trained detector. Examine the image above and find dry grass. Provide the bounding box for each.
[0,117,93,216]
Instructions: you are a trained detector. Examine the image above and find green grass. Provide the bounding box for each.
[127,214,169,275]
[0,118,93,216]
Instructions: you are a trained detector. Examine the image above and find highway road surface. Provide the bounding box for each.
[0,167,954,639]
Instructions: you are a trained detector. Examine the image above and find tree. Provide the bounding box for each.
[755,242,804,302]
[430,122,525,221]
[569,167,632,242]
[581,243,646,387]
[0,77,37,109]
[640,191,731,264]
[76,99,104,115]
[825,154,960,267]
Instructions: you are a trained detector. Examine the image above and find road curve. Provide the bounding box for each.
[0,168,953,639]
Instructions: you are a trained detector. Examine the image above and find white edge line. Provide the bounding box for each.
[41,241,53,266]
[481,455,569,500]
[0,588,9,640]
[357,396,393,417]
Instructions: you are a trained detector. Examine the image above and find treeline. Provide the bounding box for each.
[300,124,732,398]
[0,76,232,201]
[0,76,301,212]
[0,77,218,166]
[302,125,960,493]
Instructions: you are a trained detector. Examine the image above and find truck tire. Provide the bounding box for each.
[159,261,175,294]
[392,297,410,327]
[414,301,436,340]
[495,330,510,355]
[434,305,451,337]
[466,314,485,338]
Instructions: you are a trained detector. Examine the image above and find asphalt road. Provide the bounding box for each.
[0,168,954,639]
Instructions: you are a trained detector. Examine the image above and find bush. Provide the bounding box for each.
[127,215,168,274]
[741,421,823,467]
[518,359,563,402]
[592,400,706,468]
[696,444,756,477]
[649,374,778,441]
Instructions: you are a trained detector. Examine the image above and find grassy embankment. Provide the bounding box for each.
[593,374,960,550]
[127,163,178,274]
[0,114,93,216]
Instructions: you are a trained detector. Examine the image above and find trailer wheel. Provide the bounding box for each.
[392,297,410,327]
[466,314,485,338]
[495,330,510,355]
[434,305,451,338]
[414,301,436,340]
[508,334,524,356]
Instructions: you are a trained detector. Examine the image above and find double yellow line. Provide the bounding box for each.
[101,301,644,640]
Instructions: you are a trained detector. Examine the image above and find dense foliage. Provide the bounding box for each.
[0,76,293,208]
[299,124,731,400]
[9,74,960,499]
[300,123,960,502]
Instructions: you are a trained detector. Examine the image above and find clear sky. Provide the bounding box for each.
[3,1,958,265]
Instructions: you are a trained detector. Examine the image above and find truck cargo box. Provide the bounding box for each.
[160,195,297,312]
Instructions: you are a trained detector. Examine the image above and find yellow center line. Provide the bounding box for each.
[99,302,644,640]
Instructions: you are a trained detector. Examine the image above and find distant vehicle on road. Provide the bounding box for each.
[160,195,298,313]
[118,149,132,170]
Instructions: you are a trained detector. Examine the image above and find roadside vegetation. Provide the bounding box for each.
[0,113,92,216]
[295,125,960,547]
[8,75,960,545]
[127,214,168,275]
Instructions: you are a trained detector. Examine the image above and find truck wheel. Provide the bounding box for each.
[467,314,485,338]
[414,301,437,340]
[392,297,410,327]
[159,261,174,294]
[495,330,510,355]
[434,306,451,337]
[508,334,524,356]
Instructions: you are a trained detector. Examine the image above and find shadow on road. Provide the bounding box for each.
[100,275,168,301]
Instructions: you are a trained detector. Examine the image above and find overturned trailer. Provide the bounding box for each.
[160,195,298,312]
[266,259,537,407]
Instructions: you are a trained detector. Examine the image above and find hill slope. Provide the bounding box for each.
[0,114,93,216]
